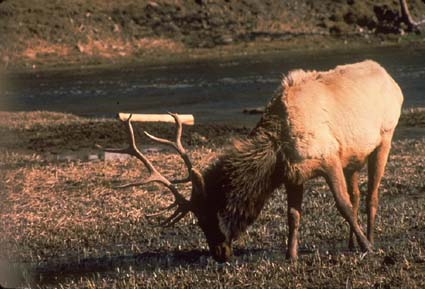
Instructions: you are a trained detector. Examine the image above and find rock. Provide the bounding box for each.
[242,107,265,115]
[87,154,100,161]
[104,151,131,161]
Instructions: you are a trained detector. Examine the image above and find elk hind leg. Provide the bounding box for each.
[345,170,361,250]
[367,138,392,245]
[326,160,372,252]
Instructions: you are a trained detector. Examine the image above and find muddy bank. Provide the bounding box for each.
[1,0,425,70]
[1,111,424,160]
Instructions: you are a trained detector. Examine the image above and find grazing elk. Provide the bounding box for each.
[106,60,403,262]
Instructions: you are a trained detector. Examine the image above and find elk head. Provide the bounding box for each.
[105,113,232,262]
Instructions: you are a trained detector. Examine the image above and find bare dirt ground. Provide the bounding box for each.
[0,111,424,288]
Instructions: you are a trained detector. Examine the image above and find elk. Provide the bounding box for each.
[105,60,403,262]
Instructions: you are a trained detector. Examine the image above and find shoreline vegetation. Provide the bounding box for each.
[2,34,425,73]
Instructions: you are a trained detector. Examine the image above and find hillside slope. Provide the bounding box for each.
[1,0,425,68]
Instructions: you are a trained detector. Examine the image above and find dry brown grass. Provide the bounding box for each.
[0,111,88,129]
[0,111,424,288]
[7,36,184,64]
[76,37,184,58]
[22,40,71,61]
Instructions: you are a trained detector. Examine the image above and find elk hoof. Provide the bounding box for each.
[360,241,373,253]
[348,239,356,251]
[285,251,298,261]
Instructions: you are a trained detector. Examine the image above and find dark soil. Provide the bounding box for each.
[1,0,425,69]
[1,110,424,157]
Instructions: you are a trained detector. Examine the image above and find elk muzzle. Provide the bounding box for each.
[210,242,233,262]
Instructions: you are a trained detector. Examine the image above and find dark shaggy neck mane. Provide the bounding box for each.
[203,132,285,239]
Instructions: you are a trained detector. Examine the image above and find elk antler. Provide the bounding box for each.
[104,114,193,227]
[144,112,192,184]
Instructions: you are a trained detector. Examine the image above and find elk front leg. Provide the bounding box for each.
[367,138,392,245]
[326,160,372,253]
[285,183,304,260]
[345,170,361,250]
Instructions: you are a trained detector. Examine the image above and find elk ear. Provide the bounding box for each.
[191,168,206,199]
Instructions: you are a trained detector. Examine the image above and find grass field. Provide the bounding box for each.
[0,111,424,288]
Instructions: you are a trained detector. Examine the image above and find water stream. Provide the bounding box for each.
[2,46,425,126]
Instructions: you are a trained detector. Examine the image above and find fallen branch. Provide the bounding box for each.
[399,0,425,31]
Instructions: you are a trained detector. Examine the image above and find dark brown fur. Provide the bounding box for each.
[204,132,285,240]
[197,86,296,248]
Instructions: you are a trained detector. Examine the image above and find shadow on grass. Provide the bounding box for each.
[32,248,269,286]
[30,243,379,286]
[33,249,207,285]
[15,236,423,287]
